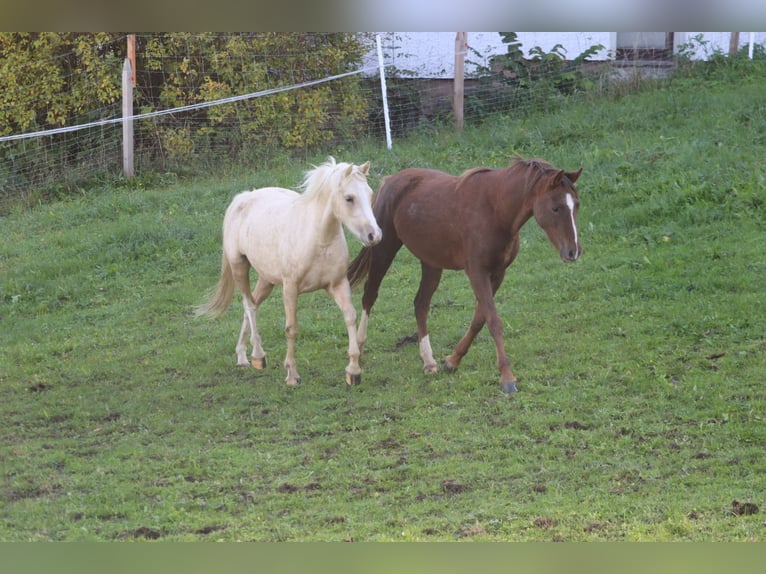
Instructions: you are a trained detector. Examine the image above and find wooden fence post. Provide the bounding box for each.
[454,32,467,131]
[122,57,134,178]
[127,34,136,87]
[729,32,740,56]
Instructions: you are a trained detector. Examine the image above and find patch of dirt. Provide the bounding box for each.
[194,524,224,535]
[731,500,760,516]
[277,482,299,493]
[459,522,487,538]
[441,479,471,495]
[375,437,401,450]
[184,474,206,483]
[130,526,164,540]
[395,333,418,349]
[382,412,401,423]
[564,421,590,430]
[239,491,257,504]
[3,483,61,503]
[534,517,558,529]
[692,452,712,459]
[549,420,591,431]
[96,412,121,423]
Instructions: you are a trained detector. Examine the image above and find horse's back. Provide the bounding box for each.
[226,186,297,216]
[376,168,459,222]
[380,168,456,197]
[222,187,298,265]
[376,168,467,270]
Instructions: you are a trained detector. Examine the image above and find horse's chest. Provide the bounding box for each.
[501,235,521,267]
[289,243,346,289]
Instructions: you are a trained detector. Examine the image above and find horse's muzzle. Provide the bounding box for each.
[363,227,383,247]
[561,243,583,262]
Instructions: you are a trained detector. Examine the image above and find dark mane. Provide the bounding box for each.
[456,158,555,190]
[508,156,556,187]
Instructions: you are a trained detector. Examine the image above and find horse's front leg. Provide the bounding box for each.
[414,263,443,374]
[482,302,517,393]
[281,283,301,386]
[446,269,517,393]
[328,279,362,386]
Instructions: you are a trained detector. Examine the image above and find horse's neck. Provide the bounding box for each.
[298,191,342,246]
[490,170,536,233]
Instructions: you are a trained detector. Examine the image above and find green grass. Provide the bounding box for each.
[1,75,764,541]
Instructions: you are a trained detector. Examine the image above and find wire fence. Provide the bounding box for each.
[2,32,755,206]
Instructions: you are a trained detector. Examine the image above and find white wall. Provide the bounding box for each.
[370,32,766,79]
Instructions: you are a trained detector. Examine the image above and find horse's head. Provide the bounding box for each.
[334,160,382,247]
[532,167,583,262]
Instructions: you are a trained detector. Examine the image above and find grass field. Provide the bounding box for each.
[1,73,764,541]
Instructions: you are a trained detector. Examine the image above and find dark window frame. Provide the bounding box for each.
[615,32,675,60]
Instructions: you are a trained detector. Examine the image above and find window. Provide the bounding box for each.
[616,32,674,60]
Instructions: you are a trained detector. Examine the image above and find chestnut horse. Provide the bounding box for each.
[347,158,583,393]
[196,158,382,387]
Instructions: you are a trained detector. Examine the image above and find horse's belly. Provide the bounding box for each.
[400,233,464,270]
[395,215,464,270]
[249,243,346,292]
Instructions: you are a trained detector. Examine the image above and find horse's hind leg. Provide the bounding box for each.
[231,259,272,369]
[328,279,362,386]
[281,282,302,386]
[414,262,443,374]
[229,259,254,366]
[247,278,274,369]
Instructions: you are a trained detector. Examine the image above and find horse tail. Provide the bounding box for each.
[347,245,372,288]
[195,253,235,318]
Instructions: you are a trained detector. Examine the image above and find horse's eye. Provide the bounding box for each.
[345,196,354,204]
[552,206,560,213]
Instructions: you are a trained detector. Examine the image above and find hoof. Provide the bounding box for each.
[285,376,301,387]
[442,360,457,374]
[251,357,266,370]
[423,364,439,375]
[346,372,362,386]
[500,381,518,393]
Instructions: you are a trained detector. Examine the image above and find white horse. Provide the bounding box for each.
[196,157,382,387]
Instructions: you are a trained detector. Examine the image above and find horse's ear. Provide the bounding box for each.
[360,161,371,175]
[566,168,583,183]
[344,164,354,178]
[552,170,565,186]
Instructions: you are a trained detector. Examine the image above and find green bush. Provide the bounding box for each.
[135,33,372,168]
[0,33,373,201]
[465,32,606,119]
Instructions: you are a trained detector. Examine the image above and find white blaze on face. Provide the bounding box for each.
[566,193,578,251]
